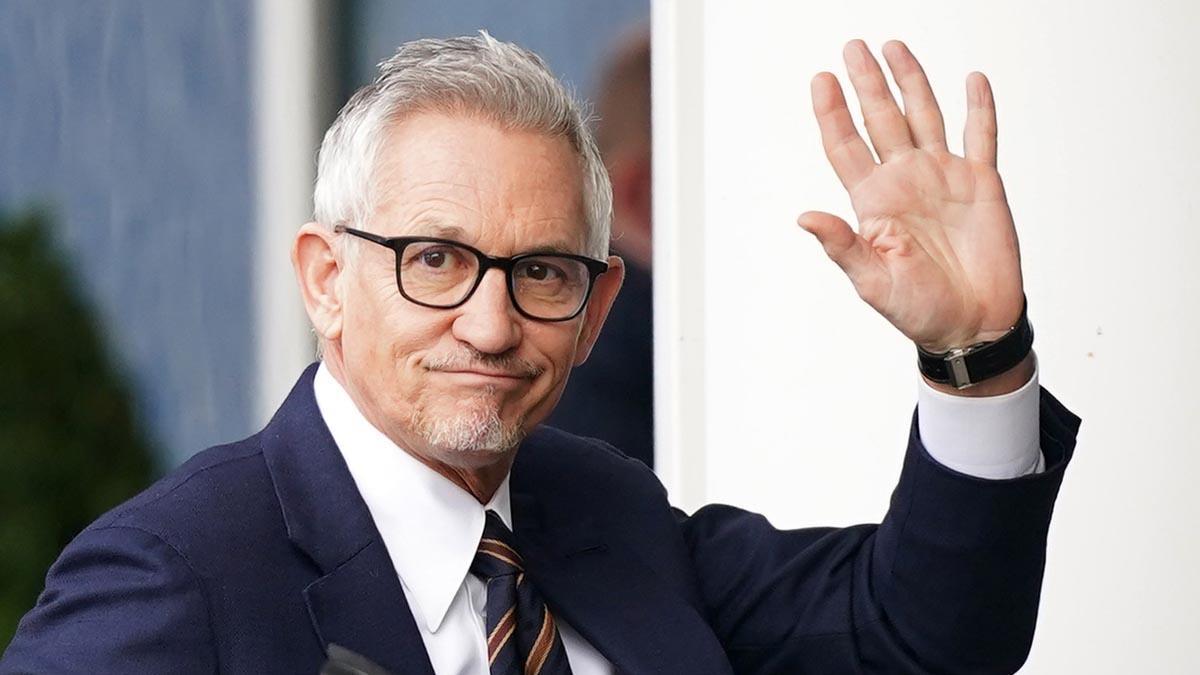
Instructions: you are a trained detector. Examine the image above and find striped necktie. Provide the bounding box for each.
[471,510,574,675]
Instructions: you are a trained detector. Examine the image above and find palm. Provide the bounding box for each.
[800,41,1024,351]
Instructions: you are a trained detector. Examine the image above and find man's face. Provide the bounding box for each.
[331,113,621,470]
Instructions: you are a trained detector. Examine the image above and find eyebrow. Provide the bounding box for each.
[521,242,580,256]
[406,220,584,257]
[412,221,468,241]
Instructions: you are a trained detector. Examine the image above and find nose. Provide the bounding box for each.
[450,268,523,355]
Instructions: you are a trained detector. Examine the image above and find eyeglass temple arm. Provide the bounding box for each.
[334,224,391,247]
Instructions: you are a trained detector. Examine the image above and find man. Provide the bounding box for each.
[2,34,1078,674]
[546,27,654,466]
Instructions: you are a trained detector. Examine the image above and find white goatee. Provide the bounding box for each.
[413,386,526,455]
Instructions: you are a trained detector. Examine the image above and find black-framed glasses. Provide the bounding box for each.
[335,226,610,322]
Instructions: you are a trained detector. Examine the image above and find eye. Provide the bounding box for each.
[420,250,448,268]
[403,243,468,272]
[521,263,560,281]
[516,260,569,283]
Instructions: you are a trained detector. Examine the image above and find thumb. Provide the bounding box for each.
[796,211,874,281]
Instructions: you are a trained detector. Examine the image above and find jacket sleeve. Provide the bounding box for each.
[1,524,217,674]
[677,387,1080,675]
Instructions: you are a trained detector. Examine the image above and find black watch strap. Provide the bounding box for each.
[917,299,1034,389]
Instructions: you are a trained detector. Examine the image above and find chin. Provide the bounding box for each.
[410,399,529,465]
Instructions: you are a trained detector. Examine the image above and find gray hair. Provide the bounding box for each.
[312,31,612,259]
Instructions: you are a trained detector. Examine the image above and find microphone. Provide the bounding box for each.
[319,644,396,675]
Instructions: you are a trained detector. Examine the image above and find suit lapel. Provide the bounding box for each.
[512,493,733,675]
[302,539,434,675]
[261,364,434,675]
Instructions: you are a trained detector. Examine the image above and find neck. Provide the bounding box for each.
[440,459,513,504]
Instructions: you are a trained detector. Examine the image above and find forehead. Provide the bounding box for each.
[370,112,588,254]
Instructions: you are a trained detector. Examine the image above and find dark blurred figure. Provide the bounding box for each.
[0,211,155,647]
[546,27,654,467]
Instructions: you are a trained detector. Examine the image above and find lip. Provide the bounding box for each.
[445,369,526,378]
[433,369,532,384]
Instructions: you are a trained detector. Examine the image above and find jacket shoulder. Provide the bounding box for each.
[514,425,677,538]
[518,424,663,493]
[87,433,288,572]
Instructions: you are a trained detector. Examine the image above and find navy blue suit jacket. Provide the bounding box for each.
[2,365,1079,674]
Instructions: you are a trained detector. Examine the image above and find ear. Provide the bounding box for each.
[573,255,625,366]
[292,222,345,343]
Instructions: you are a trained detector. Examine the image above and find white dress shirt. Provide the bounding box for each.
[313,361,1042,674]
[314,365,613,675]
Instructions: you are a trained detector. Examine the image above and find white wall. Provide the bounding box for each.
[653,1,1200,672]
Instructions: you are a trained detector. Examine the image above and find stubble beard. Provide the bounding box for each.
[411,384,527,463]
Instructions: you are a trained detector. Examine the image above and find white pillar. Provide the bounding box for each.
[252,0,331,424]
[651,0,709,512]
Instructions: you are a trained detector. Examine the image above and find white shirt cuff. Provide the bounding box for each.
[916,359,1044,479]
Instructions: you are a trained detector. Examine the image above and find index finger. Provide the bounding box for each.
[811,72,876,190]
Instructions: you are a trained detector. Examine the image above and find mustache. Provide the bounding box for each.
[422,349,545,378]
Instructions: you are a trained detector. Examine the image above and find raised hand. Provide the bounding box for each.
[799,40,1025,354]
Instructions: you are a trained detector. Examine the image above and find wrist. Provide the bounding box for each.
[917,296,1033,391]
[923,351,1036,397]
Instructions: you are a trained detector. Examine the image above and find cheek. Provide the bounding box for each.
[343,288,449,396]
[518,324,585,405]
[378,306,452,380]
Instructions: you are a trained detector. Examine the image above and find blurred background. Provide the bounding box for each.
[3,0,1200,672]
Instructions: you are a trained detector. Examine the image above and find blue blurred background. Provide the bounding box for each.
[0,0,257,468]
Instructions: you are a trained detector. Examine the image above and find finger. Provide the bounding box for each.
[796,211,881,292]
[843,39,914,162]
[811,72,876,190]
[964,71,998,166]
[881,40,947,152]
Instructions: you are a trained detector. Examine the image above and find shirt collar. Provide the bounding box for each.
[312,363,513,633]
